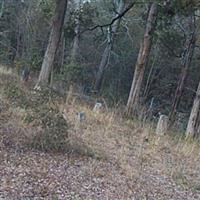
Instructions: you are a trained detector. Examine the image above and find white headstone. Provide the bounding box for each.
[156,114,168,136]
[77,111,86,122]
[93,102,103,112]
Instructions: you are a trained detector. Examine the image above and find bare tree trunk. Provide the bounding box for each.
[55,31,65,73]
[94,0,125,92]
[143,38,159,99]
[126,3,158,116]
[71,0,81,62]
[0,0,4,18]
[94,43,112,92]
[35,0,68,88]
[71,18,80,62]
[16,25,23,59]
[186,81,200,138]
[169,13,196,123]
[60,33,65,73]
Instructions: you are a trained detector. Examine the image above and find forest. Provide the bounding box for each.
[0,0,200,199]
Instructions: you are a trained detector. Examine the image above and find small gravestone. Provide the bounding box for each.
[77,111,86,122]
[93,102,102,112]
[21,67,30,82]
[156,114,169,136]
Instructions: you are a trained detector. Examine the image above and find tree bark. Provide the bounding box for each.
[126,3,158,116]
[35,0,68,88]
[0,0,4,18]
[16,25,23,59]
[60,33,66,73]
[169,13,196,123]
[71,0,81,62]
[94,0,125,92]
[186,81,200,138]
[94,43,112,92]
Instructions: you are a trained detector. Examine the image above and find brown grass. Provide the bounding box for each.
[61,93,200,190]
[0,67,200,199]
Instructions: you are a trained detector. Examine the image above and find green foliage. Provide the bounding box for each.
[24,89,68,152]
[39,0,55,20]
[4,83,23,99]
[0,75,30,108]
[22,88,69,152]
[29,101,69,153]
[63,62,85,83]
[26,91,69,152]
[29,52,43,71]
[64,1,98,39]
[175,0,200,11]
[80,2,99,27]
[0,73,69,152]
[1,0,200,127]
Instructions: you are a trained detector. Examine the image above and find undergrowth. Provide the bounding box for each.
[1,68,200,194]
[0,72,69,153]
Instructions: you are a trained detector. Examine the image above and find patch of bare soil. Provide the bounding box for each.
[0,149,199,200]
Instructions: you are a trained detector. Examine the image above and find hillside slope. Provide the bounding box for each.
[0,68,200,200]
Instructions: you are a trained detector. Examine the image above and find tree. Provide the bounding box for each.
[169,9,196,123]
[35,0,68,89]
[0,0,4,18]
[70,0,82,63]
[126,3,158,116]
[186,80,200,138]
[94,0,125,92]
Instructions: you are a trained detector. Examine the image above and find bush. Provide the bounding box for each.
[1,75,69,153]
[63,62,84,83]
[29,107,69,152]
[23,89,69,152]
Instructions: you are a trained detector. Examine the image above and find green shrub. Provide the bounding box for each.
[30,108,69,152]
[1,76,69,153]
[23,89,69,152]
[63,62,84,83]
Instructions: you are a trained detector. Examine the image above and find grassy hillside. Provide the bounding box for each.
[0,66,200,200]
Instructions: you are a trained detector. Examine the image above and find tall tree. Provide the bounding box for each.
[35,0,68,89]
[0,0,4,18]
[169,10,196,123]
[186,80,200,138]
[94,0,125,92]
[126,3,158,116]
[70,0,82,63]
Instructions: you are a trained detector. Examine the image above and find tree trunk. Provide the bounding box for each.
[169,13,196,123]
[16,25,23,59]
[71,0,81,62]
[35,0,68,88]
[186,81,200,138]
[55,31,65,73]
[94,0,125,92]
[60,33,66,73]
[0,0,4,18]
[71,18,80,62]
[126,3,158,116]
[94,43,112,92]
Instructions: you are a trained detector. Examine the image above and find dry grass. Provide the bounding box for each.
[0,65,13,75]
[62,94,200,191]
[0,68,200,199]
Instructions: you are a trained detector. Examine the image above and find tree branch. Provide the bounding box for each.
[80,1,136,34]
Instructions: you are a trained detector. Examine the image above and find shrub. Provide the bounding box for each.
[1,75,69,153]
[23,89,69,152]
[63,62,84,83]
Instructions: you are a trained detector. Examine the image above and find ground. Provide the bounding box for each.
[0,67,200,200]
